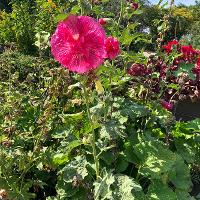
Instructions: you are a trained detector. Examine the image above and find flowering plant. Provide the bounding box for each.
[2,1,200,200]
[128,40,200,109]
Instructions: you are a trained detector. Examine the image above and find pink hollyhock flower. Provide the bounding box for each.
[160,100,173,111]
[105,36,120,60]
[131,2,139,10]
[98,18,107,25]
[50,15,106,74]
[162,40,179,54]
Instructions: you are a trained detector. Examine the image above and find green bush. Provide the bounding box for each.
[0,1,200,199]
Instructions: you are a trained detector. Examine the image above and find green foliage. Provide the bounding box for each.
[0,1,200,199]
[1,47,199,199]
[94,171,144,200]
[173,63,196,80]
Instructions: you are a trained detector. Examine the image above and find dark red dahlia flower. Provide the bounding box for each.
[127,64,147,76]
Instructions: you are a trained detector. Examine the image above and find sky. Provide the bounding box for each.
[148,0,197,6]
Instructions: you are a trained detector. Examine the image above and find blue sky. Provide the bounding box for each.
[149,0,196,6]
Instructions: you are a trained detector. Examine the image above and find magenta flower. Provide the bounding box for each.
[98,18,107,26]
[131,2,139,10]
[50,15,106,74]
[105,36,120,60]
[160,100,173,111]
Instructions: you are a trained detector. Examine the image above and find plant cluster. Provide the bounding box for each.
[1,50,200,200]
[128,40,200,108]
[0,0,200,200]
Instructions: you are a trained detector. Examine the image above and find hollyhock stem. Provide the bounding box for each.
[117,0,124,36]
[81,79,100,179]
[78,0,84,15]
[108,60,114,118]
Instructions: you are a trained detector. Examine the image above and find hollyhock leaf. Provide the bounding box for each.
[70,5,81,14]
[99,120,126,141]
[55,14,70,23]
[147,180,177,200]
[113,175,143,199]
[174,138,195,163]
[169,156,192,191]
[115,154,129,172]
[174,63,195,80]
[93,170,115,200]
[53,140,82,166]
[175,190,195,200]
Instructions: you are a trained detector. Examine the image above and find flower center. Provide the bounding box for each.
[72,34,80,41]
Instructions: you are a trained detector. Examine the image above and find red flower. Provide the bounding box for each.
[160,65,167,78]
[105,36,120,60]
[160,100,173,111]
[181,45,198,61]
[131,2,139,10]
[127,64,146,76]
[50,15,106,74]
[162,40,179,54]
[98,18,107,25]
[196,50,200,55]
[193,57,200,74]
[197,57,200,66]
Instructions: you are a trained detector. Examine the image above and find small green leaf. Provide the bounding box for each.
[55,14,69,23]
[53,140,82,165]
[174,63,195,80]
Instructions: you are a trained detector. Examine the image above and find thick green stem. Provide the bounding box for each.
[82,80,100,179]
[109,60,115,118]
[117,0,124,37]
[79,0,84,15]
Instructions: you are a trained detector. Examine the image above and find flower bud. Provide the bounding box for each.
[131,2,139,10]
[98,18,107,25]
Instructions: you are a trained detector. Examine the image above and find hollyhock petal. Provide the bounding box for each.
[105,36,120,60]
[50,15,106,74]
